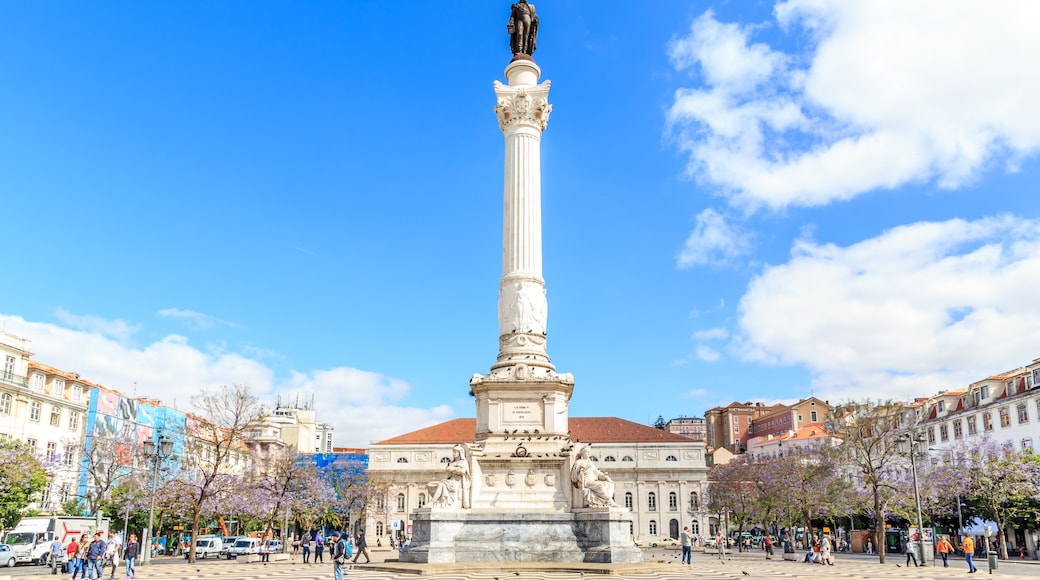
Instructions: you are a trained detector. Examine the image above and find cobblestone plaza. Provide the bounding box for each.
[3,548,1039,580]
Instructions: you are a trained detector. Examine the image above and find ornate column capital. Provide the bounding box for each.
[493,80,552,132]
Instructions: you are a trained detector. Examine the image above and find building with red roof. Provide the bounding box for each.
[366,416,712,543]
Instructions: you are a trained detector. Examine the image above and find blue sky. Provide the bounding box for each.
[2,1,1038,446]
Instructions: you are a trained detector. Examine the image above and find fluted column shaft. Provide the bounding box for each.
[491,60,553,374]
[503,126,543,279]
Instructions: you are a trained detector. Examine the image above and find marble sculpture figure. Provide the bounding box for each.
[429,444,471,509]
[570,446,617,508]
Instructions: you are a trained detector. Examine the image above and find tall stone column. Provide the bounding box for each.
[491,60,553,377]
[469,59,572,455]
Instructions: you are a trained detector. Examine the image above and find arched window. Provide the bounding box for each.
[649,520,658,536]
[397,457,409,463]
[604,456,616,462]
[0,393,11,415]
[622,456,634,462]
[590,456,599,461]
[418,493,426,508]
[668,492,678,511]
[376,522,384,536]
[665,455,678,462]
[691,521,700,535]
[669,519,679,539]
[376,496,385,510]
[396,493,405,512]
[689,491,699,509]
[624,492,633,509]
[440,456,451,463]
[648,492,657,510]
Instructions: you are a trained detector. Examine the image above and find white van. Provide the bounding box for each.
[226,537,261,559]
[190,536,224,559]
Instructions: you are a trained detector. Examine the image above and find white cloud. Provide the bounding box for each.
[668,10,784,94]
[278,369,456,445]
[157,307,238,330]
[54,308,140,341]
[695,345,721,362]
[0,314,454,446]
[667,2,1040,210]
[677,209,752,267]
[736,215,1040,400]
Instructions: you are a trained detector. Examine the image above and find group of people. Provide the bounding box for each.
[908,533,979,573]
[802,532,835,566]
[58,530,138,580]
[291,529,371,570]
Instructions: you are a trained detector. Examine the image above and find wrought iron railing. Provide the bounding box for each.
[0,371,28,388]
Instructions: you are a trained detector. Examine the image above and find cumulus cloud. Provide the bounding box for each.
[677,209,752,267]
[0,314,454,446]
[667,2,1040,210]
[736,215,1040,400]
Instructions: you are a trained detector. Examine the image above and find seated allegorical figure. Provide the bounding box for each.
[428,444,471,508]
[570,446,617,508]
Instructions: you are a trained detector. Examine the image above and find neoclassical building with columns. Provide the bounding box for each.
[365,417,710,542]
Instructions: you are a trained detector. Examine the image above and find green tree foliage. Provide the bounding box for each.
[0,438,49,529]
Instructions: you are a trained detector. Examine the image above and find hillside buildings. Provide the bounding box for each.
[663,416,706,442]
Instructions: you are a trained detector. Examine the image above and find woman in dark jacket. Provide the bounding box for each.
[124,534,140,579]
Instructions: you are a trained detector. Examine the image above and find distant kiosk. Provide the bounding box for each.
[398,4,640,564]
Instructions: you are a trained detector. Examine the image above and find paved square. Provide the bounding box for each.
[6,548,1037,580]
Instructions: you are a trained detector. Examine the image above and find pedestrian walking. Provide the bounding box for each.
[123,534,138,579]
[49,537,63,575]
[315,532,324,563]
[67,535,83,580]
[905,537,919,567]
[329,531,351,580]
[351,529,370,564]
[303,533,312,563]
[292,535,300,560]
[680,526,692,565]
[936,535,953,567]
[764,533,774,560]
[964,535,977,573]
[103,531,120,580]
[87,533,106,580]
[821,533,834,566]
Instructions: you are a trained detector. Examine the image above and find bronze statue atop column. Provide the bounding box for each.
[507,0,539,59]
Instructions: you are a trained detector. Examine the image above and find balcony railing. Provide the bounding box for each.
[1,371,28,388]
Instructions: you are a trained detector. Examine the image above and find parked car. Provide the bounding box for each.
[704,536,735,548]
[188,536,224,559]
[227,537,262,559]
[0,544,16,568]
[264,540,283,553]
[634,537,681,548]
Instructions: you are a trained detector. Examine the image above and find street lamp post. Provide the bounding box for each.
[141,434,173,565]
[902,432,927,567]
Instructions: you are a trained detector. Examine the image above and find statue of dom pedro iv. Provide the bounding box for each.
[507,0,539,58]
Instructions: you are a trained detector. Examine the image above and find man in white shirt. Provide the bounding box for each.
[680,527,692,565]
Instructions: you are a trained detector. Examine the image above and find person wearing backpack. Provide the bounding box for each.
[329,531,351,580]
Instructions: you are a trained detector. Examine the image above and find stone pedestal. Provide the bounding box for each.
[400,509,640,563]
